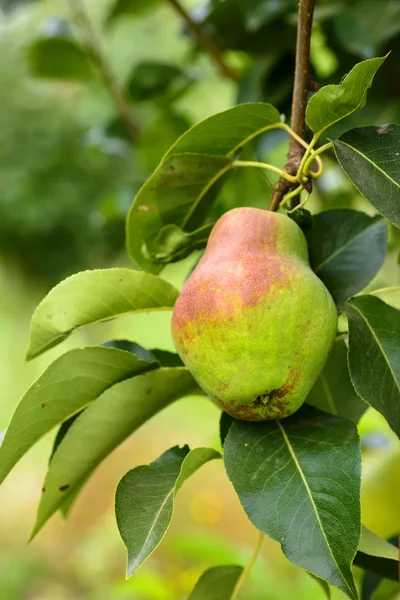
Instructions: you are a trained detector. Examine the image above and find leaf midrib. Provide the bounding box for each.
[348,301,400,395]
[335,139,400,189]
[276,420,355,598]
[314,219,381,272]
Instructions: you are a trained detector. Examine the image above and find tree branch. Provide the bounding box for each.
[167,0,239,82]
[67,0,139,141]
[268,0,315,211]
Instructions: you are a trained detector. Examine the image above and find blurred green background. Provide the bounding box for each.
[1,0,400,598]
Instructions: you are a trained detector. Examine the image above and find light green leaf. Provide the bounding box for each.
[306,57,386,134]
[344,295,400,438]
[26,268,178,360]
[354,526,399,581]
[31,367,202,538]
[333,125,400,228]
[126,103,281,272]
[152,223,214,264]
[187,565,243,600]
[107,0,161,21]
[307,339,367,423]
[0,346,154,485]
[116,445,220,576]
[224,405,361,599]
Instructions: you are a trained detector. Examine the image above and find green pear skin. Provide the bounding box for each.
[171,207,337,421]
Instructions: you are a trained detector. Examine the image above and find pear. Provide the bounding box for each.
[171,207,337,421]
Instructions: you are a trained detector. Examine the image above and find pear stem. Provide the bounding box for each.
[231,531,264,600]
[269,0,316,211]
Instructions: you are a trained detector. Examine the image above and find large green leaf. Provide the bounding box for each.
[126,103,281,271]
[126,154,230,273]
[187,565,243,600]
[333,126,400,228]
[344,295,400,438]
[224,405,361,599]
[306,57,386,134]
[31,368,202,537]
[27,35,92,81]
[0,346,154,485]
[306,209,387,306]
[355,526,399,581]
[307,339,367,423]
[116,445,220,576]
[26,268,178,360]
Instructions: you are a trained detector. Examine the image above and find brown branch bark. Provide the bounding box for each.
[167,0,239,82]
[67,0,139,141]
[268,0,315,211]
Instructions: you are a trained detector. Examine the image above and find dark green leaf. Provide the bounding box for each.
[224,405,361,599]
[0,346,153,485]
[307,339,367,423]
[344,295,400,438]
[307,573,331,600]
[187,565,243,600]
[220,412,234,447]
[107,0,161,21]
[149,349,184,367]
[126,103,281,271]
[27,35,92,81]
[126,62,186,102]
[2,0,42,12]
[306,209,387,305]
[103,339,158,363]
[116,445,220,576]
[32,367,202,537]
[306,57,386,134]
[355,526,399,582]
[26,268,178,360]
[333,126,400,228]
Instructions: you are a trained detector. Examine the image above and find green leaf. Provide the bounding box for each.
[306,57,386,134]
[27,35,92,81]
[344,295,400,438]
[152,223,214,264]
[26,268,178,360]
[165,103,281,157]
[220,412,234,447]
[224,405,361,599]
[333,126,400,228]
[32,367,202,537]
[333,0,400,57]
[126,102,281,271]
[306,209,387,306]
[107,0,161,21]
[307,339,367,423]
[116,445,220,576]
[0,346,154,485]
[187,565,243,600]
[355,526,399,581]
[126,153,230,272]
[126,62,187,102]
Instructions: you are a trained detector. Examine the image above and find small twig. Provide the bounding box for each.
[269,0,315,211]
[231,531,264,600]
[167,0,238,82]
[67,0,139,140]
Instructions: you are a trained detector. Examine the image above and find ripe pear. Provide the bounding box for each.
[171,207,337,421]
